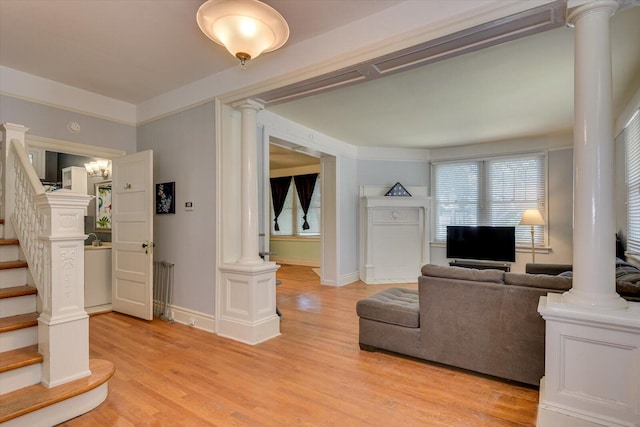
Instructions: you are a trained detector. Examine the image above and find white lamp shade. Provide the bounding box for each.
[197,0,289,61]
[519,209,545,226]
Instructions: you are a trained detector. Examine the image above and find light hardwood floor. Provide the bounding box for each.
[60,265,538,426]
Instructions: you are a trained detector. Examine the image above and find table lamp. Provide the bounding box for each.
[519,209,545,263]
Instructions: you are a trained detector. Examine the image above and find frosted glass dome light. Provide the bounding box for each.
[197,0,289,67]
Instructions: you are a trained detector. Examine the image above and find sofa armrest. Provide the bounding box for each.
[525,263,572,275]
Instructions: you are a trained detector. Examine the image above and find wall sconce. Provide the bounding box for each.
[196,0,289,68]
[84,159,111,179]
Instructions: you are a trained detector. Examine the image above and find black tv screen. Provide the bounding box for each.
[446,226,516,262]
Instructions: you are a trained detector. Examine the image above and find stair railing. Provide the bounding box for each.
[1,122,93,388]
[10,130,47,301]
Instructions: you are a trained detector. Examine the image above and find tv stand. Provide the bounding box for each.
[449,260,511,272]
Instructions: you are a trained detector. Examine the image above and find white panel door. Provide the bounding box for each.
[111,150,154,320]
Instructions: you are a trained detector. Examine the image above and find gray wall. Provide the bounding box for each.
[339,156,359,279]
[137,101,217,316]
[547,148,574,264]
[357,159,429,188]
[0,95,135,153]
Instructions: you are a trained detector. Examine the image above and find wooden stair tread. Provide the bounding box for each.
[0,261,28,270]
[0,313,38,333]
[0,285,37,299]
[0,345,41,373]
[0,239,19,246]
[0,358,115,423]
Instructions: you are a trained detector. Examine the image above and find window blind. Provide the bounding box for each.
[433,153,546,245]
[433,161,479,241]
[487,156,545,245]
[626,109,640,255]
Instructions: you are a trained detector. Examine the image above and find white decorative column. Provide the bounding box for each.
[564,0,626,309]
[236,100,265,265]
[35,191,93,387]
[537,2,640,426]
[217,99,280,345]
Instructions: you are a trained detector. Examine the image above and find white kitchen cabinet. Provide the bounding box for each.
[62,166,87,194]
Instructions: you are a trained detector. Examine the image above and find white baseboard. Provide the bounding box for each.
[169,304,216,333]
[338,271,360,286]
[271,257,320,267]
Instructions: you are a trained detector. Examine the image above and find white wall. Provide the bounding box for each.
[136,102,216,316]
[0,95,135,153]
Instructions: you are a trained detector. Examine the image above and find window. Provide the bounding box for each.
[270,175,321,236]
[433,153,546,245]
[626,109,640,256]
[297,175,321,235]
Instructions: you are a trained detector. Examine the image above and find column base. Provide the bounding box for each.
[561,288,628,310]
[537,294,640,427]
[217,262,280,345]
[38,314,90,388]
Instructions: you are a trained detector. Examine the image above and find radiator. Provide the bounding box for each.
[153,261,174,320]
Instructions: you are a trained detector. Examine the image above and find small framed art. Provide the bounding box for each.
[156,182,175,214]
[95,181,112,230]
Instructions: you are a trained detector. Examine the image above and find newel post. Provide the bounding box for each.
[35,190,92,387]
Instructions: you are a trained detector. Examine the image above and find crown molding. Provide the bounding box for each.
[0,66,136,125]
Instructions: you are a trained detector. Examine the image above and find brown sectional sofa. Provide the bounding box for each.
[357,262,640,386]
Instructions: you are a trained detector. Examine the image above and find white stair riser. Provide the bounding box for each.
[0,326,37,352]
[0,244,19,262]
[1,382,109,427]
[0,294,36,317]
[0,362,42,396]
[0,268,27,289]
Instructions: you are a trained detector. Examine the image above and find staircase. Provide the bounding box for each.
[0,224,115,426]
[1,123,115,426]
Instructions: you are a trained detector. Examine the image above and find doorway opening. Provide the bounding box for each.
[260,135,338,286]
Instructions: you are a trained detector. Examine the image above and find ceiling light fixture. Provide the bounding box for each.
[196,0,289,68]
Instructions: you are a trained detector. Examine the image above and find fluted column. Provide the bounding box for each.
[234,99,264,265]
[563,0,626,309]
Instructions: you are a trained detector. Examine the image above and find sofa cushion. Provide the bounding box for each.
[615,260,640,297]
[421,264,504,283]
[504,272,572,291]
[356,288,419,328]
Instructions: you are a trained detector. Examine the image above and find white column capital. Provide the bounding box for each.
[232,99,264,112]
[566,0,619,25]
[0,122,30,134]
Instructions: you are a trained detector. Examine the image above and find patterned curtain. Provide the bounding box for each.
[294,173,318,230]
[270,176,292,231]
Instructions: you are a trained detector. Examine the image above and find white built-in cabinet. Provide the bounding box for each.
[62,166,87,194]
[359,186,430,284]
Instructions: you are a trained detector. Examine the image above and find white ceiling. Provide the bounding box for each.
[269,6,640,148]
[0,0,399,104]
[0,0,639,150]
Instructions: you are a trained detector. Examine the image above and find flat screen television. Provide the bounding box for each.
[446,226,516,262]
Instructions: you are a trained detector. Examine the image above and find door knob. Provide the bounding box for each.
[142,241,155,254]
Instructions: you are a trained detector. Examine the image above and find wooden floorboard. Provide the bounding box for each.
[60,265,538,426]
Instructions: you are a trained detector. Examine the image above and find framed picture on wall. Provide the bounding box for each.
[156,182,175,214]
[95,181,112,231]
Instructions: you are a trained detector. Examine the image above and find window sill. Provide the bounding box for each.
[626,252,640,267]
[270,235,320,242]
[430,242,551,254]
